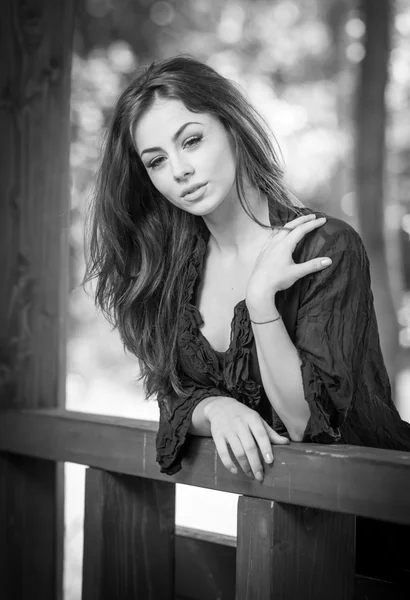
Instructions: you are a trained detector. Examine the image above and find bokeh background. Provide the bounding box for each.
[64,1,410,598]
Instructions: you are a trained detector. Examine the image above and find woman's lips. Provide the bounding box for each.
[183,183,208,201]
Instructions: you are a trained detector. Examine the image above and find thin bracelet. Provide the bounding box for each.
[250,315,282,325]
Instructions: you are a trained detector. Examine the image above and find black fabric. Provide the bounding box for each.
[155,204,410,475]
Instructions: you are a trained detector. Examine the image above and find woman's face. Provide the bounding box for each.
[132,97,238,215]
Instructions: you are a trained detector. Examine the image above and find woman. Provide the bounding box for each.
[84,54,410,485]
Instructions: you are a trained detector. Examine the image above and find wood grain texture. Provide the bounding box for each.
[0,409,410,525]
[82,468,175,600]
[173,539,409,600]
[0,0,73,409]
[236,498,355,600]
[0,454,61,599]
[0,1,74,598]
[175,533,236,600]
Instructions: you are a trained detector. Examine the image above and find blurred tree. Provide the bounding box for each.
[354,0,399,392]
[321,0,351,221]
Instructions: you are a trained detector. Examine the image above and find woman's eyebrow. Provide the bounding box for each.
[140,121,203,157]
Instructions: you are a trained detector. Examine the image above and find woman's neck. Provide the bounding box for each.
[202,190,272,260]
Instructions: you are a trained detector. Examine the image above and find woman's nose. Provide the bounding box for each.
[172,159,194,182]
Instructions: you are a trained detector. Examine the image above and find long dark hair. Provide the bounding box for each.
[83,54,305,401]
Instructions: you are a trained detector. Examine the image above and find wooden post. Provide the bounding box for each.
[0,1,75,599]
[236,497,355,600]
[82,468,176,600]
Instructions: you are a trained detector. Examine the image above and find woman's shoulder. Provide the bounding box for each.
[296,207,366,260]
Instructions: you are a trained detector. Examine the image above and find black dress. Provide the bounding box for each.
[155,204,410,477]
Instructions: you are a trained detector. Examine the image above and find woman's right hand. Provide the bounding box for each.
[203,397,289,482]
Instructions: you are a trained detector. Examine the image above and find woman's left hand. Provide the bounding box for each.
[245,214,332,303]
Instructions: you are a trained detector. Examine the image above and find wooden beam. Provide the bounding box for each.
[0,1,75,598]
[236,497,355,599]
[175,528,236,600]
[0,0,73,410]
[0,455,61,599]
[176,525,236,548]
[82,468,175,600]
[1,409,410,525]
[148,523,409,600]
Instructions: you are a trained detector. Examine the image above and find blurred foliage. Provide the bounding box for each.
[68,0,410,406]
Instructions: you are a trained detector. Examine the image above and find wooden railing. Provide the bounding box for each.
[1,408,409,599]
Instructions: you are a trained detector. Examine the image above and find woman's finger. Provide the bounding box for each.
[234,421,266,479]
[286,214,317,227]
[275,213,317,237]
[263,422,291,445]
[258,215,318,258]
[249,422,276,465]
[293,256,333,279]
[228,431,257,478]
[283,216,327,248]
[213,434,240,474]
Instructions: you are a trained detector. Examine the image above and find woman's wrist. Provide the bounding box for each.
[246,292,280,323]
[189,396,221,436]
[203,396,223,421]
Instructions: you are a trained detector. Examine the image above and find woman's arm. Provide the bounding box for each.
[247,224,374,444]
[247,300,310,441]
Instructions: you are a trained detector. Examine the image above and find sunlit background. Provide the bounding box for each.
[64,1,410,598]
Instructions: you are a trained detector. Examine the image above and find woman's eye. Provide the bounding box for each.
[148,157,165,169]
[147,135,203,170]
[184,135,202,149]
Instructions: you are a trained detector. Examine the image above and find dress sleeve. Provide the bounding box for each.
[294,225,374,443]
[156,378,224,475]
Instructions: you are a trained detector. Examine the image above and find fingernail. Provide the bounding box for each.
[321,258,332,266]
[255,471,263,482]
[265,453,273,463]
[230,467,237,475]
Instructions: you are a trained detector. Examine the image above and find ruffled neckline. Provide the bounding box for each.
[175,220,257,406]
